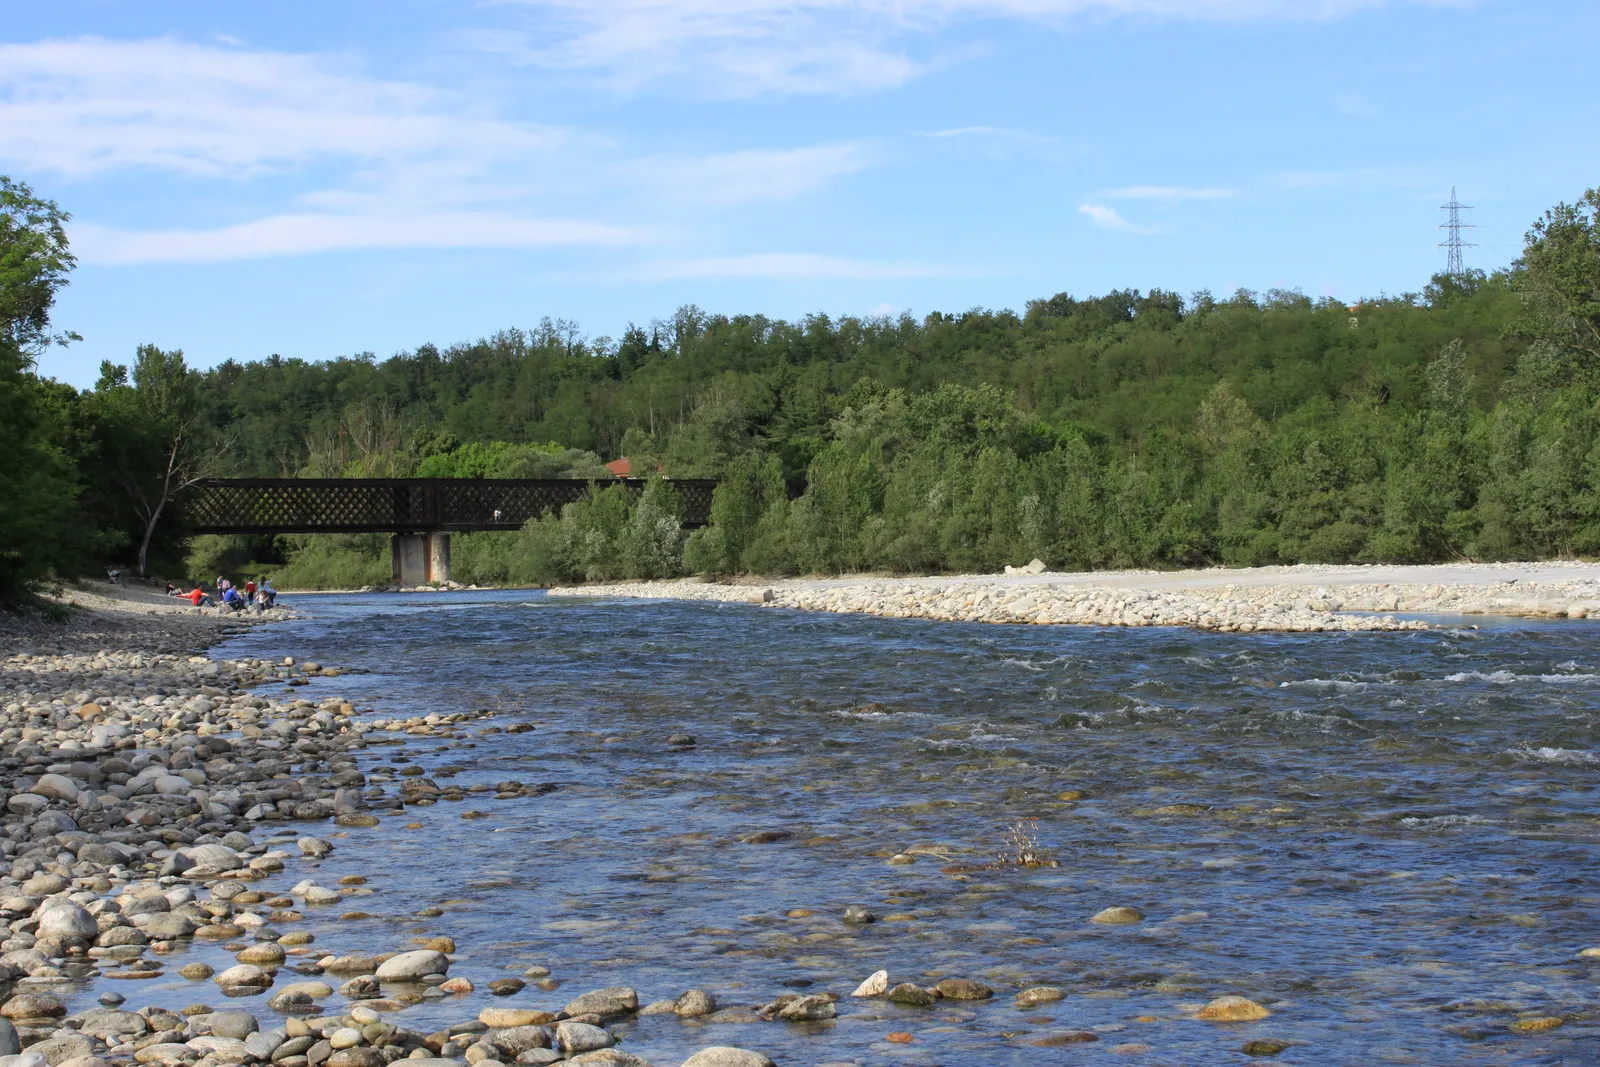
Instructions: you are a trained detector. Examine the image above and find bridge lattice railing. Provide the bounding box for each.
[184,478,717,534]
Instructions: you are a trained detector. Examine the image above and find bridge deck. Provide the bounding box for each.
[184,477,716,534]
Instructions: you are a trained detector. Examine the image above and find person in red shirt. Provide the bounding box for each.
[187,586,215,607]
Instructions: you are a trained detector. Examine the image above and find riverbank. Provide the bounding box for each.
[547,560,1600,631]
[0,591,794,1067]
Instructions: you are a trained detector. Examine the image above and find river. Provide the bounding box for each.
[147,590,1600,1064]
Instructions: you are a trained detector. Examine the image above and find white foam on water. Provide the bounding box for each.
[1399,814,1496,829]
[1444,670,1600,684]
[1280,677,1379,691]
[1513,745,1600,764]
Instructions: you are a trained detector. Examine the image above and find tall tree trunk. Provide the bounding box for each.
[137,499,165,577]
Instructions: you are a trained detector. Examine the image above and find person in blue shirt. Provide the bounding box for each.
[221,585,245,612]
[259,578,277,608]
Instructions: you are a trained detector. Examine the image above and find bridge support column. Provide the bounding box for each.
[427,532,451,585]
[392,535,427,586]
[390,533,450,585]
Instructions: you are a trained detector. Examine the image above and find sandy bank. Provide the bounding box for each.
[548,560,1600,632]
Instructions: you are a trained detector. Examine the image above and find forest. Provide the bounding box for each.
[4,175,1600,600]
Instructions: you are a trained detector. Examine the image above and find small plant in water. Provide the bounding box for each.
[994,818,1059,868]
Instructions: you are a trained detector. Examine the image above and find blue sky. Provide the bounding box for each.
[4,1,1596,386]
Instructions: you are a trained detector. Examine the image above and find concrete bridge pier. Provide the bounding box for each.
[391,532,451,585]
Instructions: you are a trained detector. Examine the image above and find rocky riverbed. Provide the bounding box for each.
[548,560,1600,632]
[0,590,1018,1067]
[8,581,1598,1067]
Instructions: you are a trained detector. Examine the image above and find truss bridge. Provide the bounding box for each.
[184,477,717,585]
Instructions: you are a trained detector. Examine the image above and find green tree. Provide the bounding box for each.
[1519,188,1600,362]
[0,177,82,606]
[96,345,232,575]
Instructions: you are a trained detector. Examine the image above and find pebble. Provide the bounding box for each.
[1090,906,1144,924]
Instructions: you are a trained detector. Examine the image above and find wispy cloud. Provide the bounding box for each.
[1078,202,1156,233]
[493,1,1414,96]
[71,213,650,265]
[0,36,875,262]
[631,252,956,281]
[635,143,872,205]
[1103,184,1237,200]
[916,125,1047,142]
[0,36,560,179]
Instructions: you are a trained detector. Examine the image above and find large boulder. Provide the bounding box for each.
[35,902,98,939]
[31,775,79,802]
[185,1037,250,1064]
[213,964,272,993]
[0,994,66,1020]
[373,950,448,981]
[5,794,48,816]
[77,842,137,867]
[482,1027,549,1056]
[207,1012,258,1040]
[561,987,638,1021]
[181,844,242,872]
[554,1023,612,1056]
[137,914,197,939]
[25,1034,93,1066]
[70,1009,148,1040]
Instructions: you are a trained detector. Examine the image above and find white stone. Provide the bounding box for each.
[35,901,98,938]
[374,950,448,981]
[851,969,889,997]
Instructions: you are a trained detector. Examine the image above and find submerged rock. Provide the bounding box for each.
[1197,996,1271,1022]
[933,978,992,1000]
[1014,987,1066,1008]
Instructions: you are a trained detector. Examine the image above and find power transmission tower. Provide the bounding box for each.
[1439,186,1476,277]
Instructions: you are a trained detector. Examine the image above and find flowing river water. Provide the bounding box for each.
[99,591,1600,1064]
